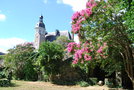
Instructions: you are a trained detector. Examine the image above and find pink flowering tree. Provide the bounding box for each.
[68,0,134,87]
[67,0,109,72]
[67,41,108,72]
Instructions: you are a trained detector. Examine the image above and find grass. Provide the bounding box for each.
[0,80,111,90]
[0,80,52,90]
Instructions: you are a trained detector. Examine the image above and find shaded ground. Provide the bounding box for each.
[0,80,122,90]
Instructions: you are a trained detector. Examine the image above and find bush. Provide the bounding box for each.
[0,55,4,60]
[52,80,76,85]
[88,78,98,85]
[0,71,5,79]
[77,81,89,87]
[105,78,115,88]
[43,74,49,82]
[0,79,10,87]
[4,42,37,81]
[36,41,64,80]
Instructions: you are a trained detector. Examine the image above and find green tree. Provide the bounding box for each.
[68,0,134,88]
[35,41,64,80]
[4,42,37,81]
[54,36,73,49]
[123,0,134,42]
[0,55,4,60]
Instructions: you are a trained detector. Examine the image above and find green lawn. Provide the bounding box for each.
[0,80,111,90]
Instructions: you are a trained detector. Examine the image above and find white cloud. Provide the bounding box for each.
[57,0,88,11]
[43,0,48,4]
[0,38,26,53]
[0,14,6,21]
[74,35,79,43]
[57,0,62,4]
[0,48,7,54]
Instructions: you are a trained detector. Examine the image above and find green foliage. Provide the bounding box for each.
[77,81,89,87]
[0,67,12,87]
[123,1,134,42]
[88,78,98,85]
[0,68,5,79]
[54,36,73,49]
[0,72,5,79]
[100,47,123,76]
[52,80,76,85]
[43,74,49,82]
[0,55,4,60]
[105,78,115,88]
[71,0,133,77]
[4,43,37,81]
[36,41,64,77]
[0,79,10,87]
[76,78,97,87]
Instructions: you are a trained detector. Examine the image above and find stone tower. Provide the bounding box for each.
[34,15,47,49]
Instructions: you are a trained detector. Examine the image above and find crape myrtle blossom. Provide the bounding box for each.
[67,41,108,64]
[67,42,79,53]
[97,42,107,53]
[71,11,80,21]
[97,46,103,53]
[68,0,108,65]
[84,54,92,61]
[71,0,97,34]
[18,42,34,47]
[86,0,97,8]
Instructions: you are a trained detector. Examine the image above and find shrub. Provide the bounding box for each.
[43,74,49,82]
[105,78,115,88]
[88,78,98,85]
[0,71,5,79]
[0,55,4,60]
[36,41,64,80]
[4,42,37,81]
[52,80,76,85]
[0,79,10,87]
[77,81,89,87]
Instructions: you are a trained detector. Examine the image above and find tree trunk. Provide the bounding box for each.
[123,45,134,89]
[132,80,134,89]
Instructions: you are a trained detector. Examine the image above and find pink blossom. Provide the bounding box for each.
[77,43,81,48]
[72,60,78,64]
[81,60,84,64]
[85,8,92,17]
[103,6,107,8]
[80,10,86,16]
[84,47,90,53]
[19,42,33,46]
[67,47,73,53]
[71,23,81,34]
[84,54,92,61]
[103,42,107,47]
[86,0,97,8]
[97,46,103,53]
[74,49,85,61]
[76,50,83,59]
[67,42,77,53]
[72,11,80,21]
[77,17,86,24]
[86,1,92,8]
[100,54,107,59]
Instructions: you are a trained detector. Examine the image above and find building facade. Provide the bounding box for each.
[34,15,72,49]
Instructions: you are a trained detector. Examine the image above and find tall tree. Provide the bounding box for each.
[68,0,134,88]
[4,42,37,81]
[35,41,64,80]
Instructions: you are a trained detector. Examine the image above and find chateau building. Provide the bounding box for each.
[34,15,72,49]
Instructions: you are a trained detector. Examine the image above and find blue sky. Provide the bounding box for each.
[0,0,88,53]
